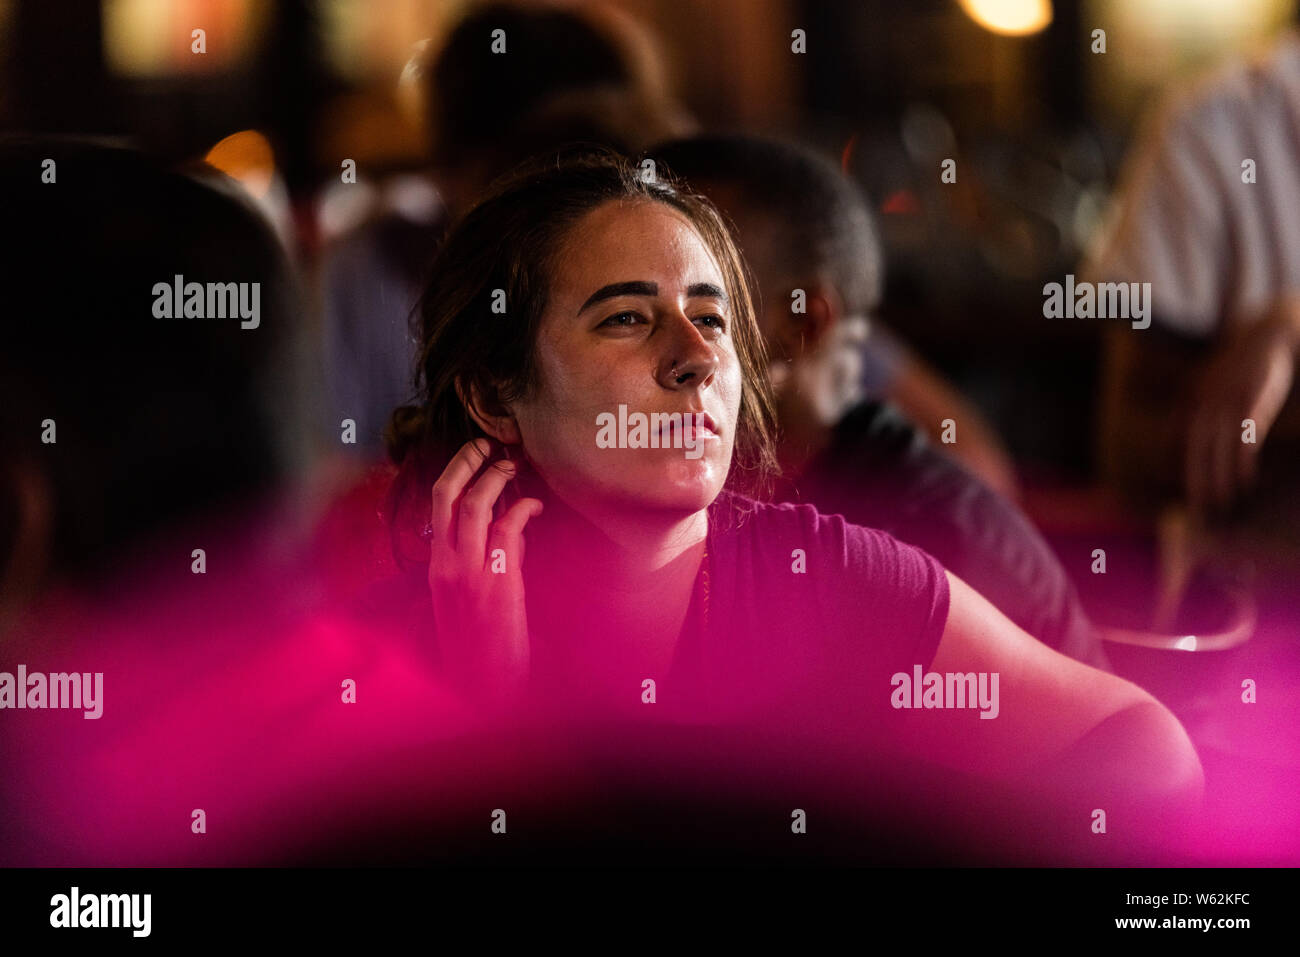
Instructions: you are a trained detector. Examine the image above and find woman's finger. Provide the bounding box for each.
[454,456,516,567]
[429,437,493,552]
[487,497,545,575]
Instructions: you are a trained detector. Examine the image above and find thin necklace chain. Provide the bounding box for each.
[701,536,710,635]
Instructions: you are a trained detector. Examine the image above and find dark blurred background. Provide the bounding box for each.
[4,0,1292,483]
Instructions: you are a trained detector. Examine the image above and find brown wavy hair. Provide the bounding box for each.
[383,147,780,567]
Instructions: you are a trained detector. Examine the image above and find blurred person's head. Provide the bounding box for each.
[0,138,297,614]
[652,134,884,425]
[424,1,693,218]
[383,149,778,566]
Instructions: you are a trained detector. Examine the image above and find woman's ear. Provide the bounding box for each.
[456,377,523,445]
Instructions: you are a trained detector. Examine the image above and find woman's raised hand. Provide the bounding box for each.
[426,437,545,709]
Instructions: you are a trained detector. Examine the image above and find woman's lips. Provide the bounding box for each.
[658,413,719,443]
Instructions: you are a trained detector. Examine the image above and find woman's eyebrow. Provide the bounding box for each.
[580,281,657,312]
[687,282,729,305]
[578,281,729,314]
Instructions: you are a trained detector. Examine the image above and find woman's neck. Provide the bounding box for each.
[515,465,705,587]
[518,476,709,694]
[531,483,706,596]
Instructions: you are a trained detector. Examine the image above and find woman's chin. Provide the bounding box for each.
[602,468,725,516]
[646,474,726,514]
[551,451,729,517]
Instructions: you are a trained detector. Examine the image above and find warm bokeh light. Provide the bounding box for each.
[958,0,1053,37]
[321,0,456,80]
[204,129,275,198]
[103,0,269,75]
[1108,0,1295,36]
[1084,0,1296,123]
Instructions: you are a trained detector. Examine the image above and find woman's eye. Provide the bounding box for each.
[600,311,725,332]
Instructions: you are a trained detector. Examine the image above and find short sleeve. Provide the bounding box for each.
[809,508,951,676]
[731,500,951,680]
[689,495,952,725]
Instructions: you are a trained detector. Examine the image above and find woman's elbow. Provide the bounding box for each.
[1052,700,1205,808]
[1123,700,1205,800]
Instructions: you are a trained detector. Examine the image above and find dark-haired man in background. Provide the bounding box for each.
[654,134,1107,669]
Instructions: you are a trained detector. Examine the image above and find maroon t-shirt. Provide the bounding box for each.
[660,489,951,729]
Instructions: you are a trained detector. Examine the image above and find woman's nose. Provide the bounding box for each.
[659,311,719,387]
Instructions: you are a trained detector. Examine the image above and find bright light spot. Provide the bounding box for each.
[1108,0,1292,37]
[103,0,266,76]
[959,0,1054,36]
[205,130,275,200]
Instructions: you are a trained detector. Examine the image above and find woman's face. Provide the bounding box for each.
[510,198,743,518]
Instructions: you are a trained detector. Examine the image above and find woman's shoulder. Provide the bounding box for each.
[710,487,912,558]
[706,491,952,692]
[711,488,949,612]
[711,486,829,531]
